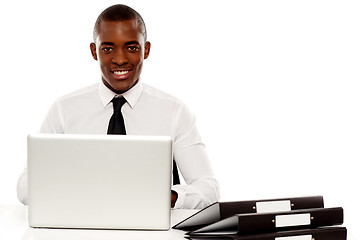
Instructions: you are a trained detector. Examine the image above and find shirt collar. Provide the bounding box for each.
[99,80,143,109]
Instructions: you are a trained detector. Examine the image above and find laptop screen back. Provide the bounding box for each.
[27,134,172,230]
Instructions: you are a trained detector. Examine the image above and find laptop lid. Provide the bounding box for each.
[27,134,172,230]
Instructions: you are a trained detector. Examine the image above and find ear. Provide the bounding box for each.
[144,41,151,59]
[90,42,98,60]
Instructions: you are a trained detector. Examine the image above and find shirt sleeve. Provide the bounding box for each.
[17,167,28,205]
[171,104,220,209]
[39,100,65,134]
[16,100,65,205]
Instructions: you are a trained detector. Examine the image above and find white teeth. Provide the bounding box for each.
[113,70,129,75]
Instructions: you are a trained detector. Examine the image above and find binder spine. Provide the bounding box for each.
[220,196,324,220]
[237,208,343,234]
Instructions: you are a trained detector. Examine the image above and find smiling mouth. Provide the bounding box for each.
[113,70,130,76]
[111,70,132,80]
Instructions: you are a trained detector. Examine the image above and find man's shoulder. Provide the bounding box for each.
[56,83,99,103]
[142,83,184,106]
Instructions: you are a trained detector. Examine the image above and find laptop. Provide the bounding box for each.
[27,134,173,230]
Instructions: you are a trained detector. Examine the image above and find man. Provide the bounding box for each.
[17,4,219,209]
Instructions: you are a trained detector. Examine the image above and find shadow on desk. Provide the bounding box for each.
[21,227,187,240]
[20,209,198,240]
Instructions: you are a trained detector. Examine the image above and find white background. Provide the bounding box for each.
[0,0,360,238]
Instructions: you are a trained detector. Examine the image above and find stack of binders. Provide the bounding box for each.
[173,196,346,240]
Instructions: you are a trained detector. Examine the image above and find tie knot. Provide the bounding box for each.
[112,97,127,113]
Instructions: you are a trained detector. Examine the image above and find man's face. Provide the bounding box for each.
[90,20,150,94]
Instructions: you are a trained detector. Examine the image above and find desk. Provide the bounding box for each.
[1,205,357,240]
[0,205,197,240]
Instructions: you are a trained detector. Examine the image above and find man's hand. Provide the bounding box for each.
[171,190,178,208]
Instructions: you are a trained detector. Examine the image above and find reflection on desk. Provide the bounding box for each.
[0,205,198,240]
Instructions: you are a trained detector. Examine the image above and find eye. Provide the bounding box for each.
[127,46,139,52]
[101,47,113,52]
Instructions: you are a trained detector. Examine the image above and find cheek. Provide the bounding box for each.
[131,56,144,70]
[98,56,110,70]
[133,61,144,77]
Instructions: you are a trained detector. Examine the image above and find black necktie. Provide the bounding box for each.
[107,96,180,185]
[107,97,127,135]
[172,160,180,185]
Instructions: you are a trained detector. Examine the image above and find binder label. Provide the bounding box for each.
[276,235,312,240]
[275,213,311,228]
[256,200,291,213]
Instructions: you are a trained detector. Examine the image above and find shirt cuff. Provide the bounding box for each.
[171,185,186,209]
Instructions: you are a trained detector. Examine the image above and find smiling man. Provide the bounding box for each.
[17,4,220,209]
[90,16,150,94]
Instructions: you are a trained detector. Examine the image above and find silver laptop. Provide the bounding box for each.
[27,134,172,230]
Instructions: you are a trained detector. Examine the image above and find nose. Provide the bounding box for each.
[112,49,128,65]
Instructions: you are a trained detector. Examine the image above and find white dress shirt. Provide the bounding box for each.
[17,81,220,209]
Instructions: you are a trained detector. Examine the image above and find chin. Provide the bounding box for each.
[112,82,135,93]
[103,77,138,94]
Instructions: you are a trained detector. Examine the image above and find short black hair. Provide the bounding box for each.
[93,4,147,42]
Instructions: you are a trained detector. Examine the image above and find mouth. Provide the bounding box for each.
[111,70,132,80]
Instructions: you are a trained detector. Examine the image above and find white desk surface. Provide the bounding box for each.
[0,204,198,240]
[1,205,356,240]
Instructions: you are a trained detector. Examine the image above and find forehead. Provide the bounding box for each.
[96,20,145,44]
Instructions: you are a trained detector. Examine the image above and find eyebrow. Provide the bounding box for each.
[100,42,115,46]
[100,41,140,46]
[125,41,140,45]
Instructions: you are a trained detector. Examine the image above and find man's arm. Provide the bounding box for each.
[17,101,64,205]
[171,144,220,209]
[171,104,220,209]
[17,168,28,205]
